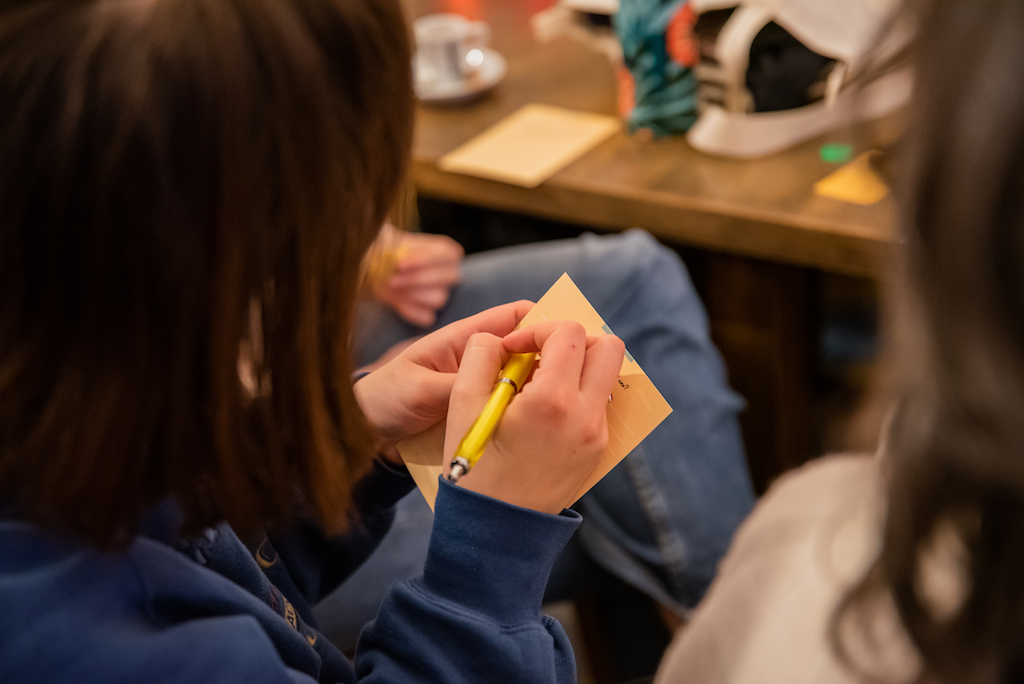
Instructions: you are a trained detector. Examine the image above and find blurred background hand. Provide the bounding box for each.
[367,223,464,327]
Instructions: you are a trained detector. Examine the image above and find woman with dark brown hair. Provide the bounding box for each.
[655,0,1024,682]
[0,0,629,681]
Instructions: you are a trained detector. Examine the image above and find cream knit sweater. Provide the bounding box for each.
[656,455,926,684]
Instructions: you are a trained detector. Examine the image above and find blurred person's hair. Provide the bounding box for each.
[0,0,413,546]
[833,0,1024,681]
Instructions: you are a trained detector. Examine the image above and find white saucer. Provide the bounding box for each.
[414,47,507,104]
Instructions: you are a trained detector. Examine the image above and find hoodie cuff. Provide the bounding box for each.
[421,477,582,624]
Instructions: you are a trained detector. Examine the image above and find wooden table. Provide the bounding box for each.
[407,0,896,489]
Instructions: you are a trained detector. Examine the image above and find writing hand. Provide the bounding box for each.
[445,321,625,514]
[353,301,533,464]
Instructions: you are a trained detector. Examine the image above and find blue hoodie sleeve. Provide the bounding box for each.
[352,477,582,684]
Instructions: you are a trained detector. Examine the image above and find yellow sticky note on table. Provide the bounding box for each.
[397,273,673,511]
[814,151,889,206]
[438,104,621,188]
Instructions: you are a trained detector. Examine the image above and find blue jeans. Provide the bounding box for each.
[314,230,755,646]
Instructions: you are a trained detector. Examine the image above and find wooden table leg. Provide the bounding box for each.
[700,253,819,494]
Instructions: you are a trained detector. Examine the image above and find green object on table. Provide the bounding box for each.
[820,143,854,164]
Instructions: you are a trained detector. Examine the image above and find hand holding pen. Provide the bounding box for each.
[353,301,535,463]
[447,351,538,484]
[444,321,625,514]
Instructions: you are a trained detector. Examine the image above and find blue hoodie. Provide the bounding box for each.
[0,461,582,683]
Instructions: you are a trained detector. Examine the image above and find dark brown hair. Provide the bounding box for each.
[0,0,413,546]
[835,0,1024,681]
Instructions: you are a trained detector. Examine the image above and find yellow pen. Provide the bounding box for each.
[447,352,537,483]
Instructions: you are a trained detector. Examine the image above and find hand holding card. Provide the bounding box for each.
[398,273,673,511]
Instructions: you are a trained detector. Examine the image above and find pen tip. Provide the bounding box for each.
[448,462,466,483]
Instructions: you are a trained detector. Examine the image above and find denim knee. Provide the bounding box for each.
[586,229,708,339]
[615,229,693,291]
[594,229,678,276]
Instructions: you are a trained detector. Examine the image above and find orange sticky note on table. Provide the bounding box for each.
[814,151,889,206]
[438,104,621,188]
[397,273,673,511]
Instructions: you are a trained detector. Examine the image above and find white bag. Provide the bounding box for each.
[687,0,912,158]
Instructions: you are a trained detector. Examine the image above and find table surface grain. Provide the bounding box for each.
[407,0,898,278]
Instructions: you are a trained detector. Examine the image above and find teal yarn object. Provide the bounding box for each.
[614,0,699,136]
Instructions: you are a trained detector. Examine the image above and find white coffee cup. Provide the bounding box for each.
[413,14,491,86]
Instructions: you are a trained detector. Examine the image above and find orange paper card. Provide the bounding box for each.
[814,151,889,206]
[397,273,673,510]
[438,104,621,188]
